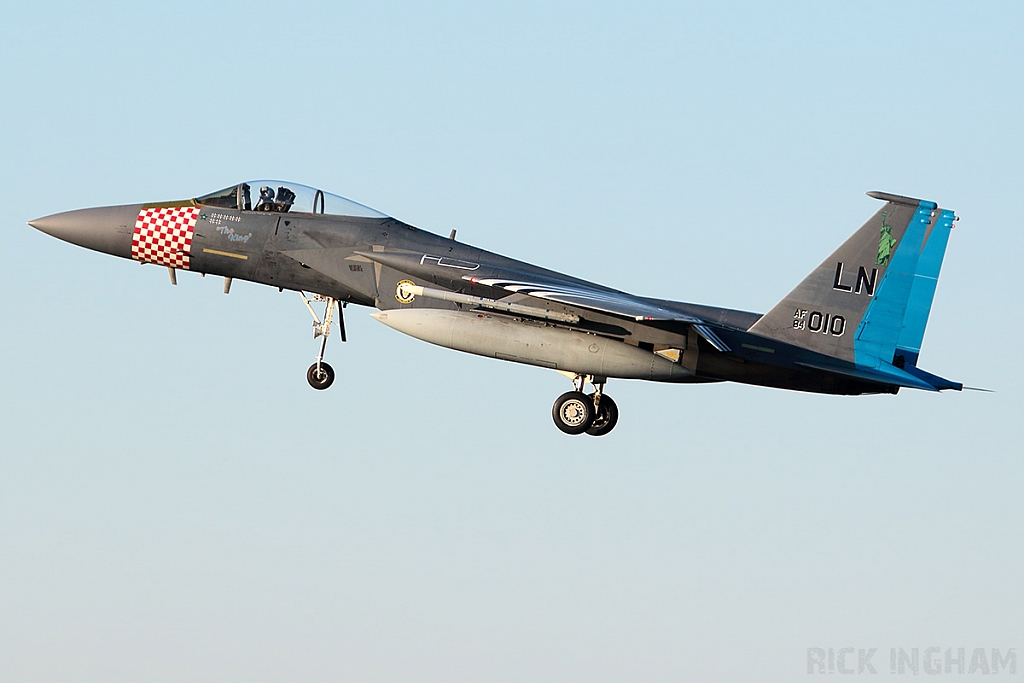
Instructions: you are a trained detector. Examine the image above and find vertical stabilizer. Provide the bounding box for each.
[893,209,956,366]
[748,192,952,370]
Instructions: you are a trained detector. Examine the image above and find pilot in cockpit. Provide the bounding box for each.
[255,186,275,211]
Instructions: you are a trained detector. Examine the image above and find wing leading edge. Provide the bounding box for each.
[462,274,738,352]
[463,275,704,324]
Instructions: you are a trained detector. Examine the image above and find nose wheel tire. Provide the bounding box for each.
[586,394,618,436]
[552,391,594,435]
[306,362,335,390]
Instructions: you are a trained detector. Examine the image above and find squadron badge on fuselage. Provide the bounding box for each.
[396,279,417,304]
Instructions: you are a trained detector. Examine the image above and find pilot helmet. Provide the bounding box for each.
[259,186,275,201]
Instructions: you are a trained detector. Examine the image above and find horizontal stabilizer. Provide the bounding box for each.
[793,356,961,392]
[899,363,962,391]
[794,359,938,392]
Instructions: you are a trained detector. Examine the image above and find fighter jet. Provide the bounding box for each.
[29,181,962,435]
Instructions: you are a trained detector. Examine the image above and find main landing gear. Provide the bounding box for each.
[300,292,346,390]
[552,375,619,436]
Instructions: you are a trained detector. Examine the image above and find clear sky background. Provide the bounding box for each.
[1,2,1021,681]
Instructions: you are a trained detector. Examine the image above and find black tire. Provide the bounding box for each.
[586,393,619,436]
[552,391,594,435]
[306,362,335,390]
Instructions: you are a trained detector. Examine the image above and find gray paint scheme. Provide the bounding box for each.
[28,204,141,259]
[371,309,695,381]
[748,200,923,362]
[28,184,962,410]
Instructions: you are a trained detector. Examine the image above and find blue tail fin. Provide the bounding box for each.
[749,191,960,391]
[855,196,956,372]
[893,209,956,366]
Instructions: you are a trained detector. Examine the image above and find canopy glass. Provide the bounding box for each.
[196,181,388,218]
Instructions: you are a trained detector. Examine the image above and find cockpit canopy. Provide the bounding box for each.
[196,180,389,218]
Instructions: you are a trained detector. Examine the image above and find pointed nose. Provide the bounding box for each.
[29,204,141,259]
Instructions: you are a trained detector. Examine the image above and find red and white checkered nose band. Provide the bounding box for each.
[132,206,199,269]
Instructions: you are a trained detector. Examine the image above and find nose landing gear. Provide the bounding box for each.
[307,362,335,390]
[551,374,619,436]
[300,292,345,390]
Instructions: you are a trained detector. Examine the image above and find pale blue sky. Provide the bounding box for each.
[1,2,1021,681]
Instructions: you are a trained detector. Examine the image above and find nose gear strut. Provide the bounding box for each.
[300,292,346,390]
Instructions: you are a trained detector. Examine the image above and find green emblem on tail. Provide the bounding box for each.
[876,212,898,266]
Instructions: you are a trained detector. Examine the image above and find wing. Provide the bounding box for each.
[463,272,701,323]
[465,273,733,352]
[353,247,730,350]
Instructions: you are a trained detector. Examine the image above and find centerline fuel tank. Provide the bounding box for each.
[371,308,694,381]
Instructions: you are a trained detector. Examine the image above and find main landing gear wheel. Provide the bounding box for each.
[307,362,335,390]
[552,391,594,435]
[552,374,619,436]
[586,393,618,437]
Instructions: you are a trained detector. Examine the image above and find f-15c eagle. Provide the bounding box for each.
[30,182,961,436]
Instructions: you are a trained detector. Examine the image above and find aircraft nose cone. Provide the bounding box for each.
[28,204,141,259]
[27,213,76,236]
